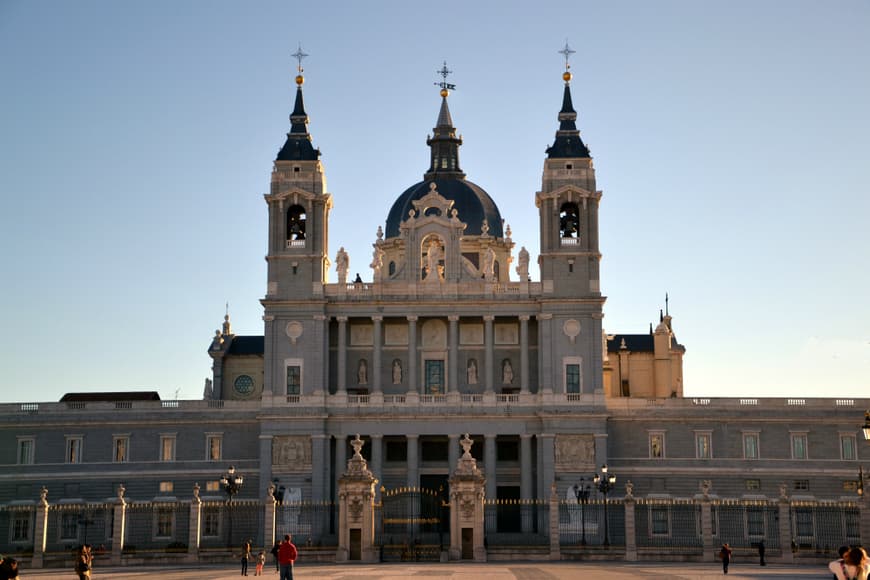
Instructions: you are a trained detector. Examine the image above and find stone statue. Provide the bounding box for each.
[203,378,213,400]
[358,359,368,385]
[625,481,634,499]
[370,245,384,273]
[481,247,495,281]
[425,238,442,281]
[502,359,514,384]
[210,329,223,351]
[467,359,478,384]
[516,246,530,280]
[392,359,402,384]
[335,247,349,284]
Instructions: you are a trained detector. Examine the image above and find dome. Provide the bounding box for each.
[385,177,504,239]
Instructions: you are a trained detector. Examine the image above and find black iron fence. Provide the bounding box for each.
[124,500,190,556]
[375,487,445,561]
[44,503,112,556]
[790,500,860,556]
[484,499,549,546]
[635,498,702,552]
[198,499,263,554]
[559,498,625,547]
[275,501,336,548]
[0,504,36,558]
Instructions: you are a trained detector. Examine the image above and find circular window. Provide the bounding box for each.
[233,375,254,395]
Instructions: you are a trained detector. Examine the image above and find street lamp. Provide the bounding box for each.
[220,466,244,548]
[593,464,616,547]
[573,478,591,545]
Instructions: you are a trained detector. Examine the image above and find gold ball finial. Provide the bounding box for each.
[563,71,573,82]
[295,74,304,86]
[440,88,449,98]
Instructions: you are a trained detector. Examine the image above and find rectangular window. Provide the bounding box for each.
[742,433,759,460]
[745,479,761,491]
[651,506,670,535]
[60,513,79,541]
[205,481,220,492]
[794,507,813,539]
[202,509,220,537]
[160,435,176,462]
[793,479,810,491]
[206,434,222,461]
[649,432,665,459]
[65,436,83,464]
[496,439,520,462]
[424,360,444,394]
[113,436,130,463]
[17,437,34,465]
[12,513,31,542]
[840,435,857,461]
[566,363,580,393]
[285,358,302,396]
[843,480,858,493]
[695,432,712,459]
[159,481,174,493]
[155,510,173,538]
[746,507,764,537]
[791,433,808,460]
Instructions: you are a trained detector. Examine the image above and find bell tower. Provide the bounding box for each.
[261,47,331,400]
[534,44,606,396]
[264,48,331,301]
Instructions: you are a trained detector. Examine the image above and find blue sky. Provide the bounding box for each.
[1,0,868,402]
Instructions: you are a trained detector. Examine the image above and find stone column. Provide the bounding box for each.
[484,315,494,393]
[110,485,127,566]
[484,434,497,500]
[311,435,329,502]
[548,483,560,560]
[407,316,418,395]
[448,315,459,393]
[520,434,533,534]
[623,485,637,561]
[540,434,555,506]
[31,487,49,568]
[406,434,419,487]
[537,314,553,394]
[337,436,378,563]
[448,434,487,562]
[370,434,383,501]
[259,435,274,499]
[699,488,714,562]
[262,316,274,397]
[371,316,383,394]
[187,484,202,562]
[337,317,348,393]
[335,435,347,486]
[519,316,530,395]
[263,485,277,556]
[594,433,609,468]
[778,488,794,564]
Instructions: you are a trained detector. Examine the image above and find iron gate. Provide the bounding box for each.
[376,487,446,561]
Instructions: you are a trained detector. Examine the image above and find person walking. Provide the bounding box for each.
[271,541,281,572]
[719,543,733,574]
[74,544,93,580]
[278,534,298,580]
[240,538,252,576]
[758,540,766,566]
[255,550,265,576]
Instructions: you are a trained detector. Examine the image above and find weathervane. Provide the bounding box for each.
[292,43,308,74]
[435,61,456,95]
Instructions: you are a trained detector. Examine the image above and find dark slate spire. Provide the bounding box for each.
[425,62,465,179]
[276,46,320,162]
[547,43,590,159]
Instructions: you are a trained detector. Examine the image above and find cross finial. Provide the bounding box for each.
[558,40,576,72]
[292,43,308,74]
[435,61,456,94]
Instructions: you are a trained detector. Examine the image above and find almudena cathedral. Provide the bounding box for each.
[1,51,868,567]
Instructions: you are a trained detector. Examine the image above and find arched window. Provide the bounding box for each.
[388,261,396,277]
[559,202,580,238]
[286,205,307,241]
[493,260,500,282]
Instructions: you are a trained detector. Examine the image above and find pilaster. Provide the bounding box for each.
[31,487,49,568]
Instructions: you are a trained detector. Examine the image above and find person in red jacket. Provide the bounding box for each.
[278,534,298,580]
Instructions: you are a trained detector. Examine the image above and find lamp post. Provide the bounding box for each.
[593,464,616,547]
[573,478,591,545]
[862,410,870,442]
[220,466,244,548]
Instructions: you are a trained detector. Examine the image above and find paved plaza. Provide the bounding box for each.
[16,561,837,579]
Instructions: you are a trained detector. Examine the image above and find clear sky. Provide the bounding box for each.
[1,0,868,403]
